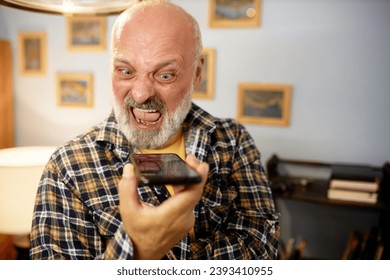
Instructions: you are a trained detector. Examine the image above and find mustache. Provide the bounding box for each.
[124,96,166,112]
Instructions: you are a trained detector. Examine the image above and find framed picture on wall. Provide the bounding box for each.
[193,48,215,100]
[208,0,261,28]
[18,31,47,75]
[67,16,106,51]
[56,73,94,108]
[237,83,292,126]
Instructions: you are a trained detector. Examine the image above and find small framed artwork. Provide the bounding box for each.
[193,48,216,100]
[209,0,261,28]
[67,16,106,51]
[56,73,94,108]
[237,83,292,127]
[18,31,47,75]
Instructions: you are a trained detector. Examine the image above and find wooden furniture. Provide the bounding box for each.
[267,154,389,259]
[0,234,17,260]
[0,39,14,148]
[0,40,15,258]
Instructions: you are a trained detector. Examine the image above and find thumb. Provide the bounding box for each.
[118,164,141,210]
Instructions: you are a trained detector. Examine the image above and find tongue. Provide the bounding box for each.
[133,108,161,122]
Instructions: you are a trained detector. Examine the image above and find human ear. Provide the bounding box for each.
[193,56,204,89]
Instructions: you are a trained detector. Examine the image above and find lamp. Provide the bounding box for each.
[0,0,133,15]
[0,146,56,259]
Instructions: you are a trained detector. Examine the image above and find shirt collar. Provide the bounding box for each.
[184,103,217,134]
[95,111,132,159]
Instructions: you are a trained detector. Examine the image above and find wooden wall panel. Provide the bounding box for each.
[0,40,14,148]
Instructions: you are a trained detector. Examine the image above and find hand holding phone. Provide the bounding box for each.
[119,155,208,259]
[130,153,202,185]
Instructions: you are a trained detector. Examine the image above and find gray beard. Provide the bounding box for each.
[113,88,193,149]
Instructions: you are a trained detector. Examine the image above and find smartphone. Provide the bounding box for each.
[129,153,202,185]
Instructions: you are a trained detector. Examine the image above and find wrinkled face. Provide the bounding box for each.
[111,6,202,149]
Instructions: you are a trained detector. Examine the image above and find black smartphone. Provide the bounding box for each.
[129,153,202,185]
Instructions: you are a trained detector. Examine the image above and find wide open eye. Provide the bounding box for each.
[160,73,172,80]
[155,71,176,83]
[115,67,135,79]
[120,68,132,75]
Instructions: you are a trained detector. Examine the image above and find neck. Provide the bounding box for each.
[140,126,183,152]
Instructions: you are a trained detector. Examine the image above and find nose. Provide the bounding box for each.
[131,75,156,104]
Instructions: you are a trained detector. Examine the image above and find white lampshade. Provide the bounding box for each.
[0,146,56,235]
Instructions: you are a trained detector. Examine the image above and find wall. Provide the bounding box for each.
[1,0,389,259]
[0,0,389,166]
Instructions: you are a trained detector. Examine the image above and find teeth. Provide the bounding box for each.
[133,107,160,125]
[135,117,157,125]
[136,108,157,113]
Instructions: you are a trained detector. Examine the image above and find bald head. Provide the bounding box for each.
[111,0,203,64]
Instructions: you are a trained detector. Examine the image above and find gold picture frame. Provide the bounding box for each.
[56,73,94,108]
[18,31,47,75]
[67,16,106,51]
[237,83,292,126]
[209,0,261,28]
[193,48,216,100]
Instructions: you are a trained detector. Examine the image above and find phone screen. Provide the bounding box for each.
[130,153,202,185]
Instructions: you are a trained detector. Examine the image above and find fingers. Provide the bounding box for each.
[186,154,209,176]
[185,153,199,168]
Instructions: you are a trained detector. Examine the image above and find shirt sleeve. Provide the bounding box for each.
[29,160,134,260]
[104,226,134,259]
[190,123,280,259]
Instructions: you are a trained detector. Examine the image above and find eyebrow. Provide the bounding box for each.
[112,57,130,66]
[154,59,181,70]
[113,56,182,70]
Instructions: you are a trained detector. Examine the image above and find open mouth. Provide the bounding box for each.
[132,107,162,126]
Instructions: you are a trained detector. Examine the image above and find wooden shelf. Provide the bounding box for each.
[266,154,389,210]
[267,154,390,260]
[272,176,390,211]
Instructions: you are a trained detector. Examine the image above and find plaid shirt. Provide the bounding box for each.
[30,103,279,260]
